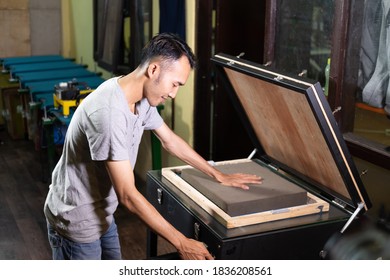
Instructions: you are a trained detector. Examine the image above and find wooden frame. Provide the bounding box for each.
[162,159,329,229]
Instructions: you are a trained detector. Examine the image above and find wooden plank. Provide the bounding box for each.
[162,159,329,229]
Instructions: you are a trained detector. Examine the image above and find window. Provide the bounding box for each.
[271,0,334,85]
[352,1,390,154]
[264,0,390,169]
[93,0,153,74]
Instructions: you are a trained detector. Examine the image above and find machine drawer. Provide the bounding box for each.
[147,175,199,238]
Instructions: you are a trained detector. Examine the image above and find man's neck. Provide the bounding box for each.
[118,69,145,110]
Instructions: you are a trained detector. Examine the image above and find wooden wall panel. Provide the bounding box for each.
[0,1,31,57]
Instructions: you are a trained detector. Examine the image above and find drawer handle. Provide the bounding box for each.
[157,188,163,205]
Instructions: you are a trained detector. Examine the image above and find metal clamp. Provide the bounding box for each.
[298,69,307,77]
[332,106,341,115]
[236,52,245,58]
[157,188,163,205]
[274,75,283,81]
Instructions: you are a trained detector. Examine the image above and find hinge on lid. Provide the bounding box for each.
[332,198,347,209]
[227,60,235,66]
[274,75,284,81]
[268,163,279,172]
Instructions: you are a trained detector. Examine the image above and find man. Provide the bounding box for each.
[44,33,261,260]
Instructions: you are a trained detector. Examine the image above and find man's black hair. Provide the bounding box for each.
[140,33,196,68]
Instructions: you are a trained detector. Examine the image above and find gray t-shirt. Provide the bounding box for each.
[44,77,163,243]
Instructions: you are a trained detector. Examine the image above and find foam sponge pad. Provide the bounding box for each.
[181,161,307,216]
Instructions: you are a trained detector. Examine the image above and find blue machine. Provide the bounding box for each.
[16,68,100,88]
[1,54,106,182]
[8,60,85,80]
[1,55,70,72]
[24,76,105,107]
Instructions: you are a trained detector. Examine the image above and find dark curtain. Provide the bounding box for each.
[159,0,186,39]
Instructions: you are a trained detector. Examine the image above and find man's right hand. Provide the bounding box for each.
[177,238,214,260]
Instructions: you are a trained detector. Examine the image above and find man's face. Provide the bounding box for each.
[145,56,191,107]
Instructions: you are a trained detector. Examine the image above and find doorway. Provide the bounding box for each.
[194,0,266,161]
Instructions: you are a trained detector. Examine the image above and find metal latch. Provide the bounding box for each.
[228,52,245,66]
[194,222,200,240]
[157,188,163,205]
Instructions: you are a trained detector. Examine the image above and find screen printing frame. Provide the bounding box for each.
[210,53,371,215]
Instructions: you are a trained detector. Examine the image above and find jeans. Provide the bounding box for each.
[47,220,122,260]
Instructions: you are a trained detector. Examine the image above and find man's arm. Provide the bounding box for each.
[105,160,213,260]
[153,123,262,189]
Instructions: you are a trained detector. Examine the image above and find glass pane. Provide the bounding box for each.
[273,0,334,90]
[354,1,390,149]
[123,0,153,68]
[94,0,153,73]
[101,1,123,68]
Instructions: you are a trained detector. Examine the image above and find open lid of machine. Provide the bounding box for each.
[211,53,372,214]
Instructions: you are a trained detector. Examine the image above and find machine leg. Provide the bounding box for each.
[146,228,158,259]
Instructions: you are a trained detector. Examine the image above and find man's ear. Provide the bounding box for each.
[147,63,159,78]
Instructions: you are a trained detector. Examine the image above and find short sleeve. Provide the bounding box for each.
[85,107,129,161]
[142,102,164,130]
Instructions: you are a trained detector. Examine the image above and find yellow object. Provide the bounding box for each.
[53,89,92,117]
